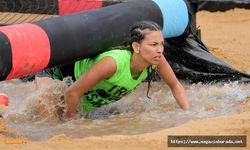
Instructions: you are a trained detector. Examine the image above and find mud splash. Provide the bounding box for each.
[0,79,249,141]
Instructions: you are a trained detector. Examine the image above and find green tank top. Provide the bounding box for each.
[74,49,149,112]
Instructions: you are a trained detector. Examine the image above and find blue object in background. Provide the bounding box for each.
[152,0,189,38]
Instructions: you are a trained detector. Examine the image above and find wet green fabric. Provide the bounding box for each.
[74,49,149,111]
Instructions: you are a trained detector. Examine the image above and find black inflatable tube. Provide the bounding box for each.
[34,0,163,67]
[0,32,12,81]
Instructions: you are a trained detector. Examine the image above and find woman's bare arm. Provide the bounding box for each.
[156,56,189,109]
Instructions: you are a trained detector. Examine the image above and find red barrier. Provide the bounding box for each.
[58,0,102,15]
[0,24,51,79]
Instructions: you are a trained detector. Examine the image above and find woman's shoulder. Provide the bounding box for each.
[103,49,131,55]
[98,49,131,61]
[96,49,131,73]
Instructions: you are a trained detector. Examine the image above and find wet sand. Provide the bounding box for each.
[197,8,250,74]
[1,8,250,150]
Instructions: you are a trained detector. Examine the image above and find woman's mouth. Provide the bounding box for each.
[154,55,161,60]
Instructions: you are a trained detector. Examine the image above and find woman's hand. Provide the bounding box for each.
[170,81,189,109]
[64,89,80,119]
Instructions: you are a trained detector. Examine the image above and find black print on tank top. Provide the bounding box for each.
[85,85,131,107]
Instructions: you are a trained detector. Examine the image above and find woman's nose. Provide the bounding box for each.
[157,45,164,53]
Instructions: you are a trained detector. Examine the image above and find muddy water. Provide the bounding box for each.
[0,79,249,141]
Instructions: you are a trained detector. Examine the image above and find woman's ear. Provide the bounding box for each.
[132,42,140,54]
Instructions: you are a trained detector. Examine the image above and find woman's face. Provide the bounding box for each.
[137,31,164,65]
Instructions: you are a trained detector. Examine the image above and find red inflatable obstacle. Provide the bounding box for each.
[0,93,9,106]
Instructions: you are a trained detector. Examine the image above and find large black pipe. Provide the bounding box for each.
[34,0,163,67]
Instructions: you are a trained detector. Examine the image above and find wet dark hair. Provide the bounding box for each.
[129,21,162,99]
[128,20,162,46]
